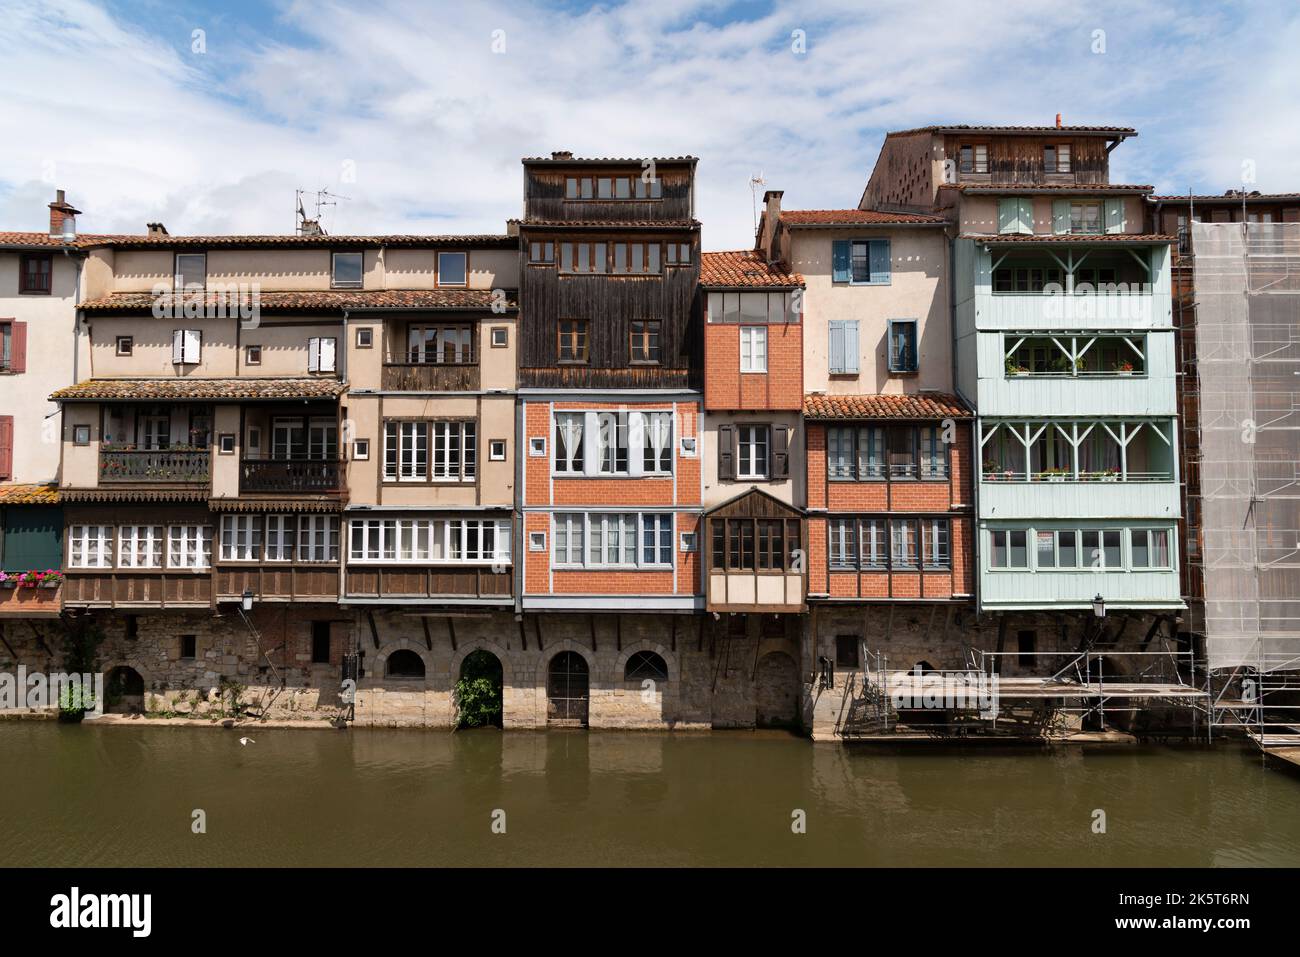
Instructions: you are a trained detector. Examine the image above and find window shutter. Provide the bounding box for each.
[869,240,891,283]
[0,415,12,480]
[8,321,26,374]
[717,424,734,480]
[1017,198,1034,234]
[320,337,336,372]
[772,426,789,479]
[831,240,851,282]
[186,329,201,364]
[1052,199,1071,235]
[172,329,184,364]
[828,321,844,373]
[997,198,1018,234]
[1104,198,1126,234]
[843,320,860,373]
[308,338,320,373]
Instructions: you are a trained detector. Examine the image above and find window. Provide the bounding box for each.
[559,242,608,274]
[311,622,331,664]
[490,327,508,348]
[115,336,133,357]
[596,412,628,474]
[740,325,767,372]
[1044,144,1071,173]
[558,320,589,362]
[244,344,261,365]
[565,174,661,200]
[218,433,235,454]
[174,253,206,291]
[712,517,801,571]
[353,438,369,460]
[0,322,13,373]
[1130,528,1171,568]
[266,416,336,460]
[407,324,474,364]
[220,515,262,562]
[437,251,468,286]
[332,251,363,288]
[553,413,585,473]
[610,242,661,275]
[172,329,201,365]
[679,436,697,457]
[69,525,113,568]
[1070,202,1102,234]
[624,651,669,683]
[919,426,947,479]
[383,420,475,482]
[349,518,511,564]
[308,337,337,373]
[679,531,697,552]
[489,439,506,461]
[828,320,859,374]
[886,426,917,479]
[665,243,692,265]
[993,265,1064,293]
[888,320,918,373]
[836,636,860,668]
[641,514,673,565]
[641,412,673,474]
[180,635,197,660]
[923,519,950,569]
[73,425,90,446]
[118,526,163,568]
[707,291,799,324]
[630,320,661,363]
[386,649,425,679]
[355,328,373,348]
[167,525,212,569]
[529,241,555,264]
[552,512,673,568]
[298,515,340,562]
[828,426,947,482]
[891,519,918,569]
[265,515,295,561]
[529,437,546,457]
[247,427,261,455]
[529,531,547,551]
[737,425,769,479]
[829,518,856,569]
[19,253,52,294]
[959,144,988,174]
[831,239,891,285]
[989,529,1028,569]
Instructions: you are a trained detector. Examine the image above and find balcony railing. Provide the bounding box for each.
[982,469,1174,483]
[381,363,480,391]
[99,449,210,484]
[240,458,344,494]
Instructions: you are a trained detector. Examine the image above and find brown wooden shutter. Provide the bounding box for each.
[10,322,26,373]
[772,425,789,478]
[0,416,13,480]
[717,424,734,480]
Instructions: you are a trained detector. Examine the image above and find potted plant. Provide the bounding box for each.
[982,461,1000,482]
[38,569,63,589]
[0,571,16,589]
[1043,467,1070,482]
[1005,357,1029,377]
[1113,360,1135,375]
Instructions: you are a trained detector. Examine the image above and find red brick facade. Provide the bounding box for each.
[704,316,803,411]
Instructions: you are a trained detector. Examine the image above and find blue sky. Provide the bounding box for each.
[1,0,1296,248]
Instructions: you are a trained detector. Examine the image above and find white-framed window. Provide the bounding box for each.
[490,327,508,348]
[437,251,468,286]
[308,337,337,373]
[989,529,1028,569]
[1130,527,1172,569]
[431,421,475,481]
[220,515,262,562]
[529,437,546,457]
[69,525,113,568]
[118,526,162,569]
[552,512,673,569]
[489,439,506,461]
[265,515,295,562]
[332,251,363,288]
[679,436,697,457]
[174,253,206,291]
[382,421,476,483]
[589,513,636,566]
[353,439,369,461]
[740,325,767,372]
[349,518,509,564]
[171,328,201,365]
[385,421,427,480]
[737,425,770,479]
[640,514,673,566]
[641,412,673,474]
[298,515,340,562]
[529,531,547,552]
[679,531,697,552]
[596,412,629,474]
[168,525,212,569]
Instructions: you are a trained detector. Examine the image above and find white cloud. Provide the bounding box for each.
[0,0,1296,248]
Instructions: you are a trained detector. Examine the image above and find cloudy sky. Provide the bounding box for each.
[1,0,1296,249]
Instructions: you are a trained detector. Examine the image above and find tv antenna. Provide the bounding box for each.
[750,172,766,233]
[295,188,350,236]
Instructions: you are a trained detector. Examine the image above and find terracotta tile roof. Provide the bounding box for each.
[888,124,1136,137]
[1150,193,1300,202]
[803,392,971,420]
[98,234,515,249]
[522,155,697,165]
[780,209,947,227]
[942,183,1152,193]
[52,377,345,401]
[79,288,517,313]
[700,251,804,288]
[0,483,60,505]
[511,219,699,229]
[959,233,1173,244]
[0,231,125,249]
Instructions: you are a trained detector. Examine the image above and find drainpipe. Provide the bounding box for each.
[948,235,981,618]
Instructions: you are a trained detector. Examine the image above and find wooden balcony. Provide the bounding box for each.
[216,565,341,601]
[381,363,479,391]
[240,459,345,494]
[99,449,210,485]
[345,565,512,600]
[62,571,213,608]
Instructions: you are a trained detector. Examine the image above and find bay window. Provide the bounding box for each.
[69,525,113,568]
[349,518,510,564]
[118,525,163,568]
[168,525,212,569]
[551,512,674,568]
[383,421,475,482]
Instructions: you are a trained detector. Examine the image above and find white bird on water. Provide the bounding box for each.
[239,737,255,746]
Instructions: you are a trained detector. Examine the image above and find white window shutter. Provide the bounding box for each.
[172,329,184,364]
[320,337,336,372]
[308,338,320,373]
[844,320,860,373]
[583,411,599,476]
[627,411,645,477]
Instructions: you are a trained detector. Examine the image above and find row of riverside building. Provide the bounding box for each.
[1,123,1295,738]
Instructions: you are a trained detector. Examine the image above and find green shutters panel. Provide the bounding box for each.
[1052,199,1071,234]
[1,506,63,572]
[868,239,891,283]
[1017,198,1035,234]
[1105,198,1126,234]
[831,240,851,282]
[997,198,1018,234]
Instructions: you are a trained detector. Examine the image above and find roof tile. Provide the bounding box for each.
[52,377,345,402]
[79,288,516,313]
[0,484,60,505]
[803,393,971,420]
[700,251,804,288]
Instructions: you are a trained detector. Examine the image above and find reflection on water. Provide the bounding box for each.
[1,723,1297,867]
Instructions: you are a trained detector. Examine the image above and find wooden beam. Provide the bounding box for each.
[534,615,544,651]
[445,616,457,652]
[670,615,677,653]
[616,614,622,652]
[1139,614,1165,652]
[366,610,380,650]
[994,615,1007,675]
[588,614,598,652]
[421,617,434,652]
[518,617,527,651]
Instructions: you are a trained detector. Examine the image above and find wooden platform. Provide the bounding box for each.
[1247,731,1300,769]
[882,672,1208,701]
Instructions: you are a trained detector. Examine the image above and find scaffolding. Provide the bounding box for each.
[1190,222,1300,748]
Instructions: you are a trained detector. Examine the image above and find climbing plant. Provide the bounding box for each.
[454,651,503,728]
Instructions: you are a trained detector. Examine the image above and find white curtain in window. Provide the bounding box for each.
[558,414,583,473]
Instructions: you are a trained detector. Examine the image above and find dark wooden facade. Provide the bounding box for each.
[344,565,511,600]
[944,133,1114,186]
[517,156,702,388]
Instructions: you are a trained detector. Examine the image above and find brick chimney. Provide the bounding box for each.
[551,150,574,161]
[146,222,169,237]
[48,189,81,240]
[758,189,784,261]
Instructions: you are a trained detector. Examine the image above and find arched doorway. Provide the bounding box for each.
[385,649,426,679]
[105,666,145,714]
[547,651,589,727]
[755,651,799,728]
[456,650,504,728]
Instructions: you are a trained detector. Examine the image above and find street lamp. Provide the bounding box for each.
[241,590,254,612]
[1092,594,1106,618]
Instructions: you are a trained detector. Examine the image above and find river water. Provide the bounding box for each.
[2,723,1298,867]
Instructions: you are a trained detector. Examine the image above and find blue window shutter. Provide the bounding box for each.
[1052,199,1071,234]
[869,239,891,284]
[844,320,860,373]
[997,198,1017,234]
[1104,198,1126,234]
[1017,198,1034,234]
[831,240,850,282]
[828,320,844,373]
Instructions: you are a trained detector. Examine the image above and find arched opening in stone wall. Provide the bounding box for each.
[456,650,504,729]
[105,666,145,714]
[547,651,589,727]
[755,651,799,728]
[385,649,426,679]
[624,651,669,683]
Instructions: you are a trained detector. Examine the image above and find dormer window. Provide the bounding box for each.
[174,253,206,292]
[332,251,363,288]
[437,251,467,286]
[564,175,662,200]
[959,144,988,174]
[1044,144,1072,173]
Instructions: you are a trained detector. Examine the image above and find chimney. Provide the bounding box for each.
[551,150,574,161]
[1055,113,1062,128]
[759,189,784,261]
[147,222,169,237]
[48,188,81,240]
